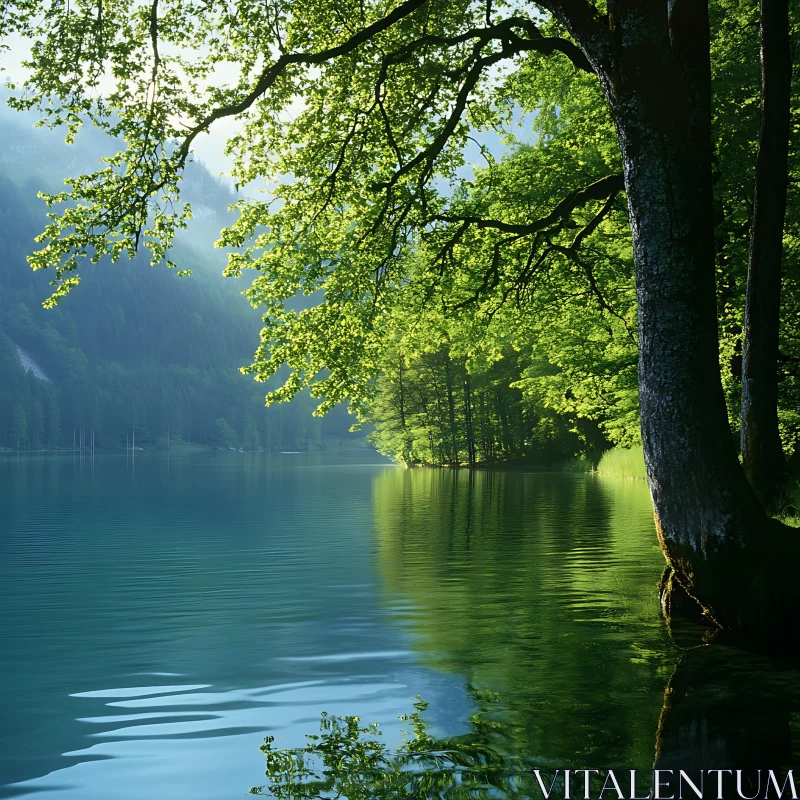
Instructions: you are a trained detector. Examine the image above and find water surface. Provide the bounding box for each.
[2,452,798,798]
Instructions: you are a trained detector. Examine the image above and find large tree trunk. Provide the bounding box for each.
[740,0,791,507]
[554,0,800,649]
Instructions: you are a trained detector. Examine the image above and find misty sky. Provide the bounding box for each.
[2,33,535,190]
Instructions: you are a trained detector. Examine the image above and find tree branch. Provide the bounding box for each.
[547,191,636,341]
[149,0,160,73]
[446,175,625,316]
[378,16,593,74]
[568,189,618,249]
[178,0,428,162]
[435,173,624,235]
[179,5,594,166]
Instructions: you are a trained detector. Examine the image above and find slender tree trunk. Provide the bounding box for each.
[741,0,791,506]
[479,391,489,462]
[463,371,476,466]
[397,356,412,462]
[426,364,449,464]
[421,397,436,463]
[486,395,496,461]
[560,0,800,647]
[495,389,512,456]
[443,354,459,465]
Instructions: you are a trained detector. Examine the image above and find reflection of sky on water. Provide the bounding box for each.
[1,452,470,799]
[10,452,795,799]
[14,672,463,800]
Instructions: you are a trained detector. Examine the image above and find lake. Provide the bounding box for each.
[2,451,799,799]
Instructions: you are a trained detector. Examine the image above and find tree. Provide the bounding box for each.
[9,403,28,449]
[3,1,798,645]
[243,412,262,451]
[212,417,236,449]
[45,387,63,447]
[29,398,44,449]
[740,0,792,507]
[0,149,360,451]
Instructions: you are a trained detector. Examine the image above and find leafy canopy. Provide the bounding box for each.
[4,0,798,457]
[1,0,624,414]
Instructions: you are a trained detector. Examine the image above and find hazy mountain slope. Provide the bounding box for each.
[0,111,359,450]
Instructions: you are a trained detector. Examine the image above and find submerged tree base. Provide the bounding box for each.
[658,518,800,661]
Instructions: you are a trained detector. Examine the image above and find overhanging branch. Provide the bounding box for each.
[178,0,428,161]
[378,16,593,74]
[442,173,625,316]
[435,173,624,235]
[178,3,594,165]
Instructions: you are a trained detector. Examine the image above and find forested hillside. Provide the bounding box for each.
[3,2,799,475]
[0,110,359,451]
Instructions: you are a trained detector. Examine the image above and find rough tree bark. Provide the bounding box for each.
[740,0,791,507]
[549,0,799,650]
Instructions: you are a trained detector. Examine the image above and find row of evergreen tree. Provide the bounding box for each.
[0,114,360,452]
[0,334,345,451]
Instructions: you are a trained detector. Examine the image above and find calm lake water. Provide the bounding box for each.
[2,451,799,799]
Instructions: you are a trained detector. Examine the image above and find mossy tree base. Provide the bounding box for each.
[658,520,800,660]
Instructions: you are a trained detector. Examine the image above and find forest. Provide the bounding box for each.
[357,5,800,476]
[3,0,800,645]
[4,3,798,474]
[0,107,360,452]
[6,2,800,796]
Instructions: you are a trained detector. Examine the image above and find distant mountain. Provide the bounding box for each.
[0,107,361,451]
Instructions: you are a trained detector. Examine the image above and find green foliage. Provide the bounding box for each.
[367,341,530,465]
[359,72,638,462]
[0,114,362,450]
[561,456,595,473]
[2,0,799,465]
[596,447,647,482]
[251,700,535,800]
[366,334,610,465]
[212,417,237,449]
[0,0,636,418]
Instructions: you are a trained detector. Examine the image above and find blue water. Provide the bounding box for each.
[4,451,794,799]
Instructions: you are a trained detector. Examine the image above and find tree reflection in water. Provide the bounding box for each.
[250,697,541,799]
[252,469,800,799]
[655,629,800,796]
